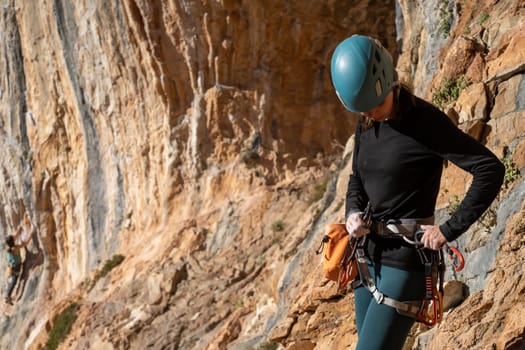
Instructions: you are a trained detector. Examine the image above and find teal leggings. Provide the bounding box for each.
[354,262,426,350]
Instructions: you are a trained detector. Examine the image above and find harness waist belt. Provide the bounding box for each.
[372,216,434,237]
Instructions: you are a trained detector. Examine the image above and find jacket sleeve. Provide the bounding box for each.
[411,103,505,241]
[345,122,369,220]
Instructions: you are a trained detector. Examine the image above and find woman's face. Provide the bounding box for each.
[360,90,394,122]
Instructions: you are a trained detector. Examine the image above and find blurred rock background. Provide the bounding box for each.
[0,0,523,349]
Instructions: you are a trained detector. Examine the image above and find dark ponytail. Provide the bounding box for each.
[5,235,15,248]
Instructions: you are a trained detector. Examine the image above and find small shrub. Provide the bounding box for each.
[447,194,461,215]
[235,299,245,308]
[272,220,284,232]
[478,12,489,25]
[432,76,469,109]
[45,303,79,350]
[259,343,279,350]
[310,179,328,204]
[334,199,344,212]
[438,0,453,38]
[100,254,125,275]
[502,152,520,187]
[86,254,125,291]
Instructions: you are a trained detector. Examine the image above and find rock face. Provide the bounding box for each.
[0,0,523,349]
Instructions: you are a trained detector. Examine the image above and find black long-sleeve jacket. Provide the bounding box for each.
[345,89,505,270]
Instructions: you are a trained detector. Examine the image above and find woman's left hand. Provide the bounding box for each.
[419,225,448,250]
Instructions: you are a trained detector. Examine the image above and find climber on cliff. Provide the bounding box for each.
[330,34,504,350]
[4,212,35,305]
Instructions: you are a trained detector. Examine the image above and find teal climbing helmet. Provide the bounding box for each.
[330,35,395,112]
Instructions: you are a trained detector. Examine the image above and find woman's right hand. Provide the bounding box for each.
[345,212,370,239]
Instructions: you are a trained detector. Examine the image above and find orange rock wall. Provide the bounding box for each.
[0,0,523,349]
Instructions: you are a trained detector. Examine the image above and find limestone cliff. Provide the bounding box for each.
[0,0,523,349]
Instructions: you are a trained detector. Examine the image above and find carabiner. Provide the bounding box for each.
[338,257,359,290]
[443,244,465,272]
[402,228,425,246]
[417,288,443,327]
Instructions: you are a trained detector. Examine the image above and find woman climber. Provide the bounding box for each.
[330,34,504,349]
[5,212,35,305]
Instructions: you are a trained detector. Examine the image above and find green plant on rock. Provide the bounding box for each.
[235,298,245,308]
[310,179,328,204]
[45,302,79,350]
[438,0,453,38]
[85,254,125,291]
[502,152,520,188]
[334,199,344,212]
[247,342,279,350]
[478,11,489,25]
[447,194,461,215]
[432,76,469,110]
[260,343,279,350]
[272,220,284,232]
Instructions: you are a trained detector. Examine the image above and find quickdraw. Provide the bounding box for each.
[337,237,359,289]
[336,204,373,290]
[417,286,443,327]
[413,232,445,327]
[412,230,466,326]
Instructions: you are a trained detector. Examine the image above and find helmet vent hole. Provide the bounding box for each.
[372,65,377,75]
[375,50,381,63]
[375,80,382,97]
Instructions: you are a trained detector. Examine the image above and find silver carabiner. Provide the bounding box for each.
[402,228,425,246]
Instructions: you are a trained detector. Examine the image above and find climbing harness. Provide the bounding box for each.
[353,230,444,326]
[352,209,465,327]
